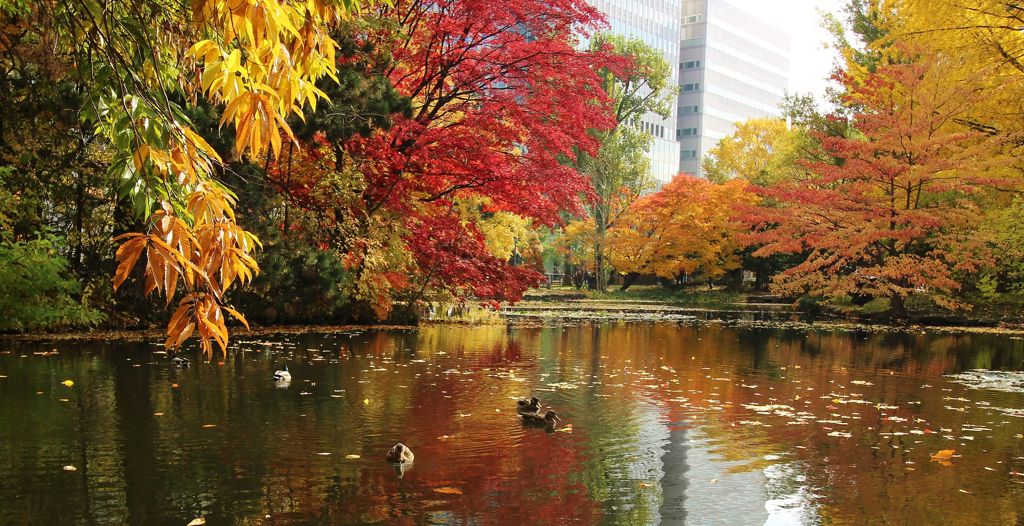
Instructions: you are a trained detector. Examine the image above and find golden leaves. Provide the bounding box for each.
[114,192,258,356]
[188,0,345,161]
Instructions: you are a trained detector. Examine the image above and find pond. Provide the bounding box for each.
[1,321,1023,525]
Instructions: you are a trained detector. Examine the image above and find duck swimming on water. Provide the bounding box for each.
[517,396,540,414]
[273,365,291,382]
[386,443,415,463]
[521,410,561,428]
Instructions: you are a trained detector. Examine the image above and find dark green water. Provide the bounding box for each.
[1,322,1023,525]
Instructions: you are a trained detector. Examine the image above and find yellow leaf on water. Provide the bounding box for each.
[345,454,360,459]
[62,380,74,387]
[433,487,463,495]
[931,449,956,461]
[201,424,216,428]
[187,518,206,526]
[556,424,573,433]
[62,465,77,472]
[363,398,369,405]
[153,412,164,416]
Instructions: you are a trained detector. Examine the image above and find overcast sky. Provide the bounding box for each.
[726,0,846,106]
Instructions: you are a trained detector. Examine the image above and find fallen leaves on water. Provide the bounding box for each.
[61,380,74,387]
[363,398,369,405]
[556,424,573,433]
[62,465,77,472]
[345,454,360,459]
[931,449,956,466]
[316,452,331,456]
[187,518,206,526]
[201,424,216,428]
[153,412,164,416]
[433,487,463,495]
[171,383,179,388]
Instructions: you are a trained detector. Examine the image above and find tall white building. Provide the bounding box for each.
[586,0,683,184]
[676,0,790,177]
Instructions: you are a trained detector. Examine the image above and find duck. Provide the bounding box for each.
[385,443,415,463]
[517,396,541,414]
[272,365,291,382]
[521,410,561,428]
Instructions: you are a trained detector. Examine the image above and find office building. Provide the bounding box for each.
[676,0,790,177]
[586,0,683,184]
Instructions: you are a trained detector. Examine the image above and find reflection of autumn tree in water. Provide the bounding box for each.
[2,326,1024,524]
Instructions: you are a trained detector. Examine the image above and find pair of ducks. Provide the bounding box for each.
[516,396,561,428]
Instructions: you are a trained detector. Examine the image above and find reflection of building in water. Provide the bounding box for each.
[682,433,769,524]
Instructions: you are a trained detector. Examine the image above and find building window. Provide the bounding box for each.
[682,83,700,92]
[681,150,698,160]
[682,60,702,69]
[678,127,698,137]
[681,37,704,48]
[681,105,699,114]
[683,14,704,24]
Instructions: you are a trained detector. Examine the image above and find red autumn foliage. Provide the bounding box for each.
[742,56,1015,312]
[270,0,626,312]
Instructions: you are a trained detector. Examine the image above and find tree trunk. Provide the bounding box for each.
[620,272,639,291]
[889,293,907,320]
[593,206,607,293]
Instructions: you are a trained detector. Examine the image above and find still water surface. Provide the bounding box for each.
[1,322,1023,525]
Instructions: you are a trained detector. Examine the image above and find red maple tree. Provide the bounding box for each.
[271,0,624,313]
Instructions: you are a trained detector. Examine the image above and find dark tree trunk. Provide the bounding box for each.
[620,272,640,291]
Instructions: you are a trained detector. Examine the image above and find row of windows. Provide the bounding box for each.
[682,82,700,92]
[641,121,667,139]
[676,127,698,138]
[681,59,702,69]
[680,104,699,114]
[683,14,703,25]
[681,150,698,160]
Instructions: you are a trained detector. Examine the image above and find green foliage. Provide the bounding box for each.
[233,243,356,324]
[0,236,104,331]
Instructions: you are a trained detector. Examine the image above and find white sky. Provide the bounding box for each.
[725,0,846,106]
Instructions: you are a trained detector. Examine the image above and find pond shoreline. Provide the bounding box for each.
[5,313,1024,344]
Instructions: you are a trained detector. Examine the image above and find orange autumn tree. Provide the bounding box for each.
[4,0,368,354]
[744,52,1016,315]
[607,175,753,290]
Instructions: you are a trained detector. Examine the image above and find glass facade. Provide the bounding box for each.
[676,0,790,177]
[587,0,683,184]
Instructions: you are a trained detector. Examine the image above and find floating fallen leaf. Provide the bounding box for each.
[931,449,956,461]
[171,383,179,388]
[62,465,77,472]
[316,452,332,456]
[556,424,573,433]
[187,518,206,526]
[363,398,369,405]
[345,454,360,459]
[61,380,74,387]
[433,487,463,495]
[153,412,164,416]
[201,424,216,428]
[709,478,718,484]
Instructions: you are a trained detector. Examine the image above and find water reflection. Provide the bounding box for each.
[0,323,1023,525]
